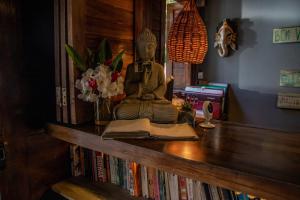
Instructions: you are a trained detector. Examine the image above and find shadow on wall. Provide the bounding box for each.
[238,18,257,52]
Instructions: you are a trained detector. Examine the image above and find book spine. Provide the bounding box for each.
[92,151,97,181]
[122,159,127,189]
[105,154,111,183]
[198,181,210,200]
[203,183,212,200]
[210,185,221,200]
[169,174,179,200]
[114,157,119,185]
[178,176,188,200]
[141,165,149,198]
[102,154,107,183]
[147,167,155,199]
[95,152,105,182]
[164,172,171,200]
[158,170,165,200]
[118,158,124,187]
[109,156,115,184]
[126,160,131,191]
[70,145,81,177]
[153,169,160,200]
[79,147,85,176]
[186,178,193,200]
[192,180,200,200]
[128,161,134,195]
[133,162,141,197]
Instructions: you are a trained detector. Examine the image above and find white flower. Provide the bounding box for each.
[75,64,125,102]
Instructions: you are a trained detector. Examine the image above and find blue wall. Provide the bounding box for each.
[201,0,300,131]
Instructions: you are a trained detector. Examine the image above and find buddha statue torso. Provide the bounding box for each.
[114,29,178,123]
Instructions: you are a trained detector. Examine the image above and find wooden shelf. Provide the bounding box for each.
[52,176,142,200]
[47,122,300,200]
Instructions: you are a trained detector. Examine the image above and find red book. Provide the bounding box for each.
[95,152,106,182]
[178,176,188,200]
[132,162,142,197]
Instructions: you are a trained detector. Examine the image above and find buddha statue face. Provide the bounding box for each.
[137,28,157,61]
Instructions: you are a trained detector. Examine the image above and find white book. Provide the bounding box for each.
[193,180,201,200]
[126,160,131,191]
[102,118,198,140]
[186,178,194,200]
[210,185,221,200]
[199,182,207,200]
[169,174,179,200]
[141,165,149,198]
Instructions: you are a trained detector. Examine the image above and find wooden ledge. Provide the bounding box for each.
[52,176,140,200]
[47,122,300,200]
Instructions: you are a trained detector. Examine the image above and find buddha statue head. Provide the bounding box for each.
[137,28,157,61]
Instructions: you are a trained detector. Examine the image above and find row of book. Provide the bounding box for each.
[70,145,265,200]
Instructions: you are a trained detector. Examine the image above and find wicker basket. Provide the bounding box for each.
[167,0,208,64]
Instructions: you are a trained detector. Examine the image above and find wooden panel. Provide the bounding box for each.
[62,0,134,124]
[54,0,62,122]
[134,0,165,64]
[60,0,69,123]
[27,133,70,200]
[67,0,93,125]
[47,122,300,200]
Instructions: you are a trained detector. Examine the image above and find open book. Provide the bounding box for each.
[102,118,199,140]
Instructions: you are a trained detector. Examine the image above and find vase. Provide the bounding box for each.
[94,98,112,125]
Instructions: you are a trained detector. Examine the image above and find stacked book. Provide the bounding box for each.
[70,145,264,200]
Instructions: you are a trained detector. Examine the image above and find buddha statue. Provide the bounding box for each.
[114,28,178,123]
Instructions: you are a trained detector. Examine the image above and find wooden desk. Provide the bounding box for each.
[47,122,300,200]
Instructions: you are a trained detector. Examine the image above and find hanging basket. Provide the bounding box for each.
[167,0,208,64]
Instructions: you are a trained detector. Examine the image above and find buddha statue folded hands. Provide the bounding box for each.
[114,29,178,123]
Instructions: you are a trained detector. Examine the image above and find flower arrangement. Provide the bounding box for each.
[65,39,125,103]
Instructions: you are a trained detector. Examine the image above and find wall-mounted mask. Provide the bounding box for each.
[214,19,237,57]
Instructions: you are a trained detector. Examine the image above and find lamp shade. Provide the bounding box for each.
[168,0,208,64]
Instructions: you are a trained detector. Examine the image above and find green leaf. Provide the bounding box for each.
[116,59,123,72]
[86,48,97,69]
[97,39,113,64]
[112,50,125,71]
[65,44,86,71]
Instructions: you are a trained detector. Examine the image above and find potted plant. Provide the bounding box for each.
[65,39,125,125]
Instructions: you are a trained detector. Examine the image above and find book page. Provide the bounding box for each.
[149,123,198,139]
[102,118,151,139]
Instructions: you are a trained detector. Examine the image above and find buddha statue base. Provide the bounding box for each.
[114,99,178,123]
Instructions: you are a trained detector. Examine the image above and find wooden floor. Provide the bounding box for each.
[47,121,300,200]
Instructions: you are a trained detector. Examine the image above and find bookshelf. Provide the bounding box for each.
[47,121,300,200]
